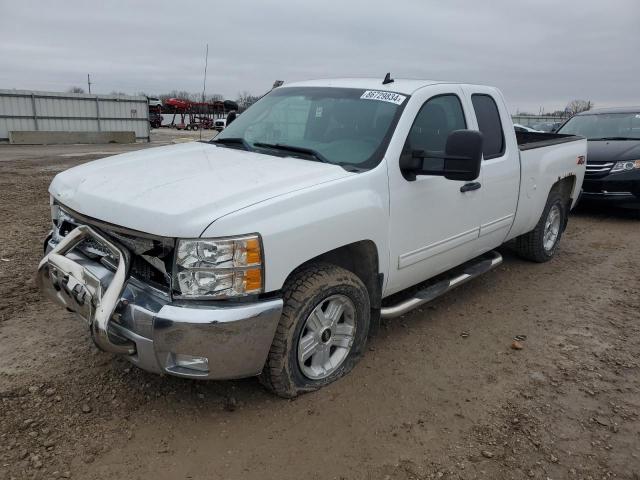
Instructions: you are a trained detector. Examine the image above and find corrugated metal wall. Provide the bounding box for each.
[0,89,150,141]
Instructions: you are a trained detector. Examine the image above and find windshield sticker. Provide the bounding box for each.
[360,90,406,105]
[315,106,323,118]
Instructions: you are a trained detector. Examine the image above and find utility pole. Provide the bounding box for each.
[87,74,92,94]
[200,44,209,141]
[201,44,209,103]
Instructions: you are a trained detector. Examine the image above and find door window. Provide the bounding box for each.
[471,94,505,159]
[405,94,467,154]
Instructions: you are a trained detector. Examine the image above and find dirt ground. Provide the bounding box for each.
[1,138,639,480]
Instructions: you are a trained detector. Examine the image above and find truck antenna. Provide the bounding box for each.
[382,72,394,85]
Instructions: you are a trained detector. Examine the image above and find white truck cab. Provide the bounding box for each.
[38,76,586,397]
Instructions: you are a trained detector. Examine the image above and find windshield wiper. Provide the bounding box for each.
[211,137,251,150]
[253,142,331,164]
[589,136,639,141]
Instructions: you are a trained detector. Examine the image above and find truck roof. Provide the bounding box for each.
[283,77,459,95]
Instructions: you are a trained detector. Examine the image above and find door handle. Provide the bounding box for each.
[460,182,481,193]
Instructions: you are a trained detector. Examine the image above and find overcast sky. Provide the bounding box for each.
[1,0,638,113]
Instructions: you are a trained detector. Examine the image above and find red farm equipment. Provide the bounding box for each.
[161,98,238,130]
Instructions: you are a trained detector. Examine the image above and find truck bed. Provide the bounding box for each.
[516,131,584,151]
[507,132,587,242]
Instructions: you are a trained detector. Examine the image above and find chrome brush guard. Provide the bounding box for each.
[37,225,135,354]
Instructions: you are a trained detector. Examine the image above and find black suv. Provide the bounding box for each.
[557,107,640,208]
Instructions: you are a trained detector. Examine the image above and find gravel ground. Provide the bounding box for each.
[0,140,639,480]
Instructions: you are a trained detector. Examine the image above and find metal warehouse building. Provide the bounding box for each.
[0,89,150,143]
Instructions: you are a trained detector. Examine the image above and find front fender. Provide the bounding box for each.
[201,167,390,293]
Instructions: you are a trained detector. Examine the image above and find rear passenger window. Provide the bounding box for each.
[471,94,505,159]
[405,94,466,154]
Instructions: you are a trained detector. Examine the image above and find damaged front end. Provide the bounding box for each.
[38,203,283,380]
[49,205,174,292]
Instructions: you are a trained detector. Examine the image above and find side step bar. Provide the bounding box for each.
[380,251,503,319]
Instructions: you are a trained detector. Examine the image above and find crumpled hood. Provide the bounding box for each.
[50,142,351,237]
[587,139,640,163]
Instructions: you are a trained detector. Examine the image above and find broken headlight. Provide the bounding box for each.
[173,235,263,299]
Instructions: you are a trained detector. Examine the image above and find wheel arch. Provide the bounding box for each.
[550,174,576,200]
[549,175,576,231]
[280,240,383,335]
[284,240,381,308]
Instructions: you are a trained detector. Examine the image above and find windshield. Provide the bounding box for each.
[557,112,640,140]
[214,87,407,168]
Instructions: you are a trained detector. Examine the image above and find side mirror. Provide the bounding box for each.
[400,129,483,181]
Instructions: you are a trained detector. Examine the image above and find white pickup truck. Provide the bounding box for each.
[38,77,586,397]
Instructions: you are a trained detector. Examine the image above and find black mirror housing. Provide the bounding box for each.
[400,129,483,182]
[442,129,483,181]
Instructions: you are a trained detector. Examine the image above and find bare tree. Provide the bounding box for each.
[154,91,234,104]
[158,90,198,102]
[236,91,259,111]
[565,99,593,115]
[67,86,85,94]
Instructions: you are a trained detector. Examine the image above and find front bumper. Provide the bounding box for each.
[581,174,640,208]
[37,226,283,380]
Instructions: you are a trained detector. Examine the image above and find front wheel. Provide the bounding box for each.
[515,191,567,262]
[260,263,370,398]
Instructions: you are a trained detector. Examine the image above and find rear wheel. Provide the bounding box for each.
[515,191,567,262]
[260,263,370,398]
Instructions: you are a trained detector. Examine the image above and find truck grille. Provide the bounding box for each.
[585,160,614,178]
[52,207,174,291]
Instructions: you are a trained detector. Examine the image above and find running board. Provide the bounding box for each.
[380,251,503,319]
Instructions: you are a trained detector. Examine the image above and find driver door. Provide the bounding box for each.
[386,86,484,296]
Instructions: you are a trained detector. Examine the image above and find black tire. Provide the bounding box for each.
[515,191,567,262]
[260,262,370,398]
